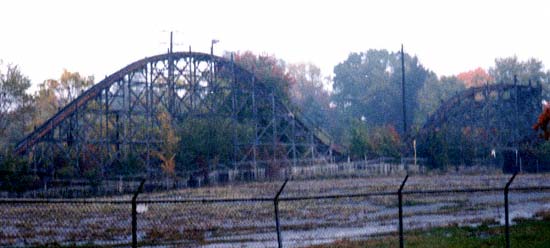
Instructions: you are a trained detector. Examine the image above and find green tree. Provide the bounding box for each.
[489,56,550,99]
[0,62,33,152]
[176,117,234,172]
[332,49,431,134]
[348,120,371,160]
[348,121,402,159]
[368,125,402,158]
[489,56,546,84]
[415,75,466,125]
[0,153,39,193]
[418,129,450,169]
[287,63,332,131]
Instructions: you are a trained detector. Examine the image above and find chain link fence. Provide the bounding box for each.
[1,173,550,247]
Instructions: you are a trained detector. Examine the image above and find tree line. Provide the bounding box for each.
[1,50,550,191]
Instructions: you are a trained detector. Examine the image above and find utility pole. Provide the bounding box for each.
[514,75,519,142]
[401,44,407,134]
[170,31,173,54]
[168,31,174,115]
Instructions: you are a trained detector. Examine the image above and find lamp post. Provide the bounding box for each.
[210,39,219,81]
[211,39,219,56]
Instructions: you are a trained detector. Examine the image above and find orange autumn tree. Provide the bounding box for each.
[153,112,180,177]
[457,67,493,88]
[232,51,295,102]
[533,100,550,140]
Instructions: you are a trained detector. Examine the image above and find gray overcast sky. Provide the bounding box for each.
[1,0,549,90]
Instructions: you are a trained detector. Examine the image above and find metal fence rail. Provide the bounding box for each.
[2,173,550,247]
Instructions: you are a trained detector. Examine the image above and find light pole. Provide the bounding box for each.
[211,39,219,56]
[210,39,219,81]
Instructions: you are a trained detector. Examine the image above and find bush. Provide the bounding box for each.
[418,130,449,170]
[348,121,402,160]
[0,154,39,193]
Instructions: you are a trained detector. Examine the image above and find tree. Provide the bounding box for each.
[457,67,492,88]
[368,125,402,158]
[50,69,94,106]
[26,70,97,181]
[153,112,180,177]
[489,56,546,84]
[348,120,401,159]
[417,129,450,169]
[176,117,234,173]
[33,70,94,125]
[33,80,60,127]
[231,51,295,102]
[0,153,39,193]
[0,62,32,151]
[415,75,466,125]
[287,63,331,131]
[533,100,550,140]
[348,120,371,160]
[331,49,431,137]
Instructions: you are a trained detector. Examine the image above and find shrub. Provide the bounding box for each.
[0,153,39,192]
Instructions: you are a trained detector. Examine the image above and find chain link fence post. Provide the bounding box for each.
[398,174,409,248]
[274,178,289,248]
[132,179,146,248]
[504,172,518,248]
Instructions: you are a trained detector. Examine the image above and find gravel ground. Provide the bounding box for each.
[1,173,549,247]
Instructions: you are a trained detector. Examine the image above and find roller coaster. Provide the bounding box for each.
[15,52,340,178]
[13,49,543,178]
[415,80,542,158]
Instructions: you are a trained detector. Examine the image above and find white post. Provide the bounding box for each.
[413,139,417,167]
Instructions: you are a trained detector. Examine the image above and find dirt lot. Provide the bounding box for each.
[1,173,550,247]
